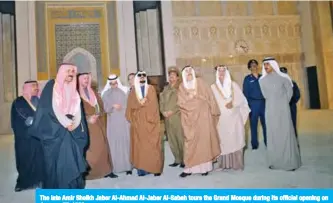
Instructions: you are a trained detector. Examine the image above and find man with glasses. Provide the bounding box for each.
[125,71,163,177]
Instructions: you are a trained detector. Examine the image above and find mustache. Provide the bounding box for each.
[139,80,146,83]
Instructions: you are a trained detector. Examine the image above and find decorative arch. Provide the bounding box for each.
[63,47,98,81]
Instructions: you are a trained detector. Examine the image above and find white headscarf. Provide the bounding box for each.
[260,57,293,87]
[134,71,148,100]
[181,66,197,89]
[101,74,128,97]
[215,65,232,99]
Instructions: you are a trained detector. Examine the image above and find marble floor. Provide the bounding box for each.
[0,134,332,203]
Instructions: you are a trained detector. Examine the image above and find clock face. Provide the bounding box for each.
[235,40,249,53]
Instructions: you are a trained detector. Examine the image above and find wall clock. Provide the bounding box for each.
[234,39,249,53]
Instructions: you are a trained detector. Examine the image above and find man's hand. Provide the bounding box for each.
[140,98,147,105]
[89,115,98,124]
[113,104,121,110]
[67,124,75,131]
[188,90,196,99]
[163,111,173,119]
[225,102,233,109]
[167,111,173,117]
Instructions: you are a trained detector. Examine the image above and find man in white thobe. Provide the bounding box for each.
[259,57,301,171]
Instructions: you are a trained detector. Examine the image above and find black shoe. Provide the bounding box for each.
[154,173,161,176]
[179,172,191,178]
[288,169,296,171]
[169,163,180,167]
[105,172,118,178]
[180,163,185,168]
[201,172,208,176]
[269,166,274,170]
[252,147,258,150]
[126,171,132,175]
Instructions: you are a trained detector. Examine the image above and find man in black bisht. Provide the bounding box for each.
[11,80,44,192]
[29,63,89,189]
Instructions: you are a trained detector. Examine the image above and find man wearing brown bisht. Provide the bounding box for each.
[126,71,163,177]
[177,65,221,178]
[77,72,118,179]
[159,67,184,168]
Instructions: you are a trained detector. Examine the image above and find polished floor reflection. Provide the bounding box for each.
[0,134,332,203]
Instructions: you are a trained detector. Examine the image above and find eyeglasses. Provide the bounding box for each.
[137,73,146,77]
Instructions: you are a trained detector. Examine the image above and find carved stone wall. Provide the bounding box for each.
[173,16,306,109]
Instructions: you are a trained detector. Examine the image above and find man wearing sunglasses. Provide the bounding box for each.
[125,71,163,177]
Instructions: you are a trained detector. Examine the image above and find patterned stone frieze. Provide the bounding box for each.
[173,16,302,58]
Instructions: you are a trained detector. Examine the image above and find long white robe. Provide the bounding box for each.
[259,72,301,170]
[211,81,250,155]
[102,88,132,173]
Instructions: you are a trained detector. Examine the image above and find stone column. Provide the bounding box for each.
[314,2,333,109]
[161,1,176,80]
[15,1,37,94]
[116,0,138,84]
[298,1,317,109]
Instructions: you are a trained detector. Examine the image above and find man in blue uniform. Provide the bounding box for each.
[280,67,301,137]
[243,59,267,149]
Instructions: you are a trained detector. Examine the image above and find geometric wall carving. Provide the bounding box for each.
[55,24,102,82]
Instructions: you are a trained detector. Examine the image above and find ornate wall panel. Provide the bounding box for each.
[45,5,108,89]
[173,16,306,108]
[55,24,101,79]
[35,2,120,90]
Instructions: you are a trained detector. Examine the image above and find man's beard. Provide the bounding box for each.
[140,80,146,84]
[66,75,74,82]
